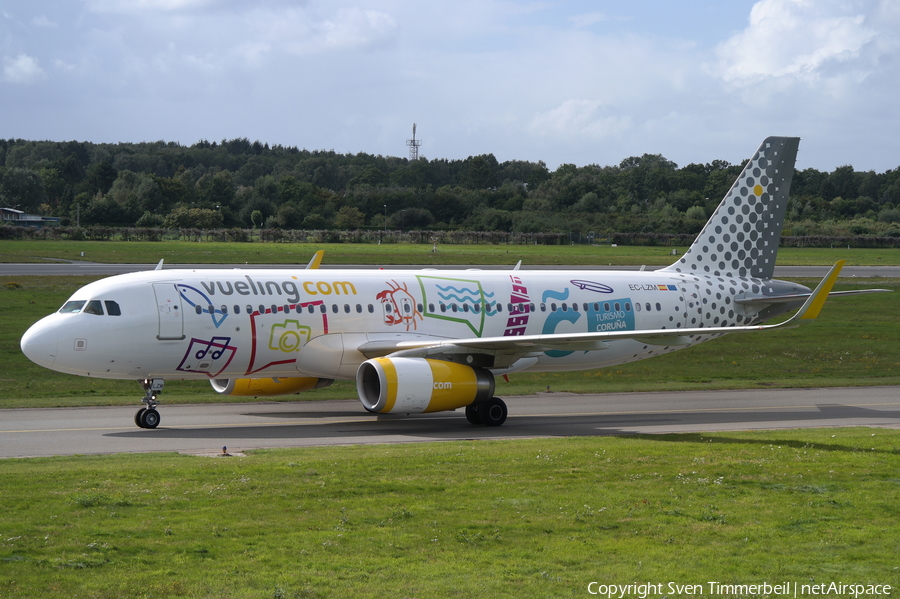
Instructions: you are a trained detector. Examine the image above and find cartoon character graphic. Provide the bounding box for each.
[377,280,423,331]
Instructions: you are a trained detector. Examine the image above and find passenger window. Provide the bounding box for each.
[308,305,315,314]
[221,305,228,314]
[104,301,121,316]
[332,304,338,314]
[234,305,241,315]
[655,303,662,311]
[59,300,86,313]
[247,305,253,314]
[356,304,362,313]
[259,305,265,314]
[645,303,651,312]
[368,304,374,313]
[614,303,620,312]
[551,303,557,312]
[83,300,104,315]
[195,305,203,315]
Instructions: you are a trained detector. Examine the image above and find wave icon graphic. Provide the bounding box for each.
[435,284,494,303]
[419,276,493,336]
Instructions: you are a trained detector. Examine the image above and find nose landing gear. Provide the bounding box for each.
[135,378,164,429]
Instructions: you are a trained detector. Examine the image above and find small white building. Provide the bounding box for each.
[1,207,59,226]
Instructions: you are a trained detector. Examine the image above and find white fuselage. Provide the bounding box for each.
[20,267,805,382]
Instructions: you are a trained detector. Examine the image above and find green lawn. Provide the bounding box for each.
[1,429,898,598]
[2,244,898,599]
[2,239,899,266]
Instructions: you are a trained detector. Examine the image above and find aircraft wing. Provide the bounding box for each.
[359,261,847,361]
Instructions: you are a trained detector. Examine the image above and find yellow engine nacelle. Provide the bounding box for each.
[210,377,333,397]
[356,357,494,414]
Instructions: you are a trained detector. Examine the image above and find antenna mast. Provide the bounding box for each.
[406,123,422,161]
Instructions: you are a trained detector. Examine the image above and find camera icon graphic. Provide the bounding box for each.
[268,320,311,353]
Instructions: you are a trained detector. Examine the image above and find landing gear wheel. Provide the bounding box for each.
[139,408,161,429]
[465,403,481,425]
[136,378,164,429]
[480,397,507,427]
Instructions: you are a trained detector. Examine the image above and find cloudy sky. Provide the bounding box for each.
[2,0,899,172]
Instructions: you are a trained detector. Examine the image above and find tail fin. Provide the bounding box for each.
[663,136,800,280]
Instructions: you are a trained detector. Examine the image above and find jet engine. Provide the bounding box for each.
[356,357,494,414]
[210,377,333,397]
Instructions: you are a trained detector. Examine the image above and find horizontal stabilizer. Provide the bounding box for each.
[736,288,891,306]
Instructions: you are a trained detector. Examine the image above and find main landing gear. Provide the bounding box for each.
[135,378,164,429]
[465,397,508,427]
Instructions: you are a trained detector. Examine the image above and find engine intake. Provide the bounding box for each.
[211,377,333,397]
[356,357,494,414]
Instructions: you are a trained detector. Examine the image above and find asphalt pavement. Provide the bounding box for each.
[2,386,898,458]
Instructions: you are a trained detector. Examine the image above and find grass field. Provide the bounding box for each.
[2,243,898,598]
[2,239,900,266]
[1,429,898,598]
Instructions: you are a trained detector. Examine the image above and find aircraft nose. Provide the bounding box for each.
[21,320,59,368]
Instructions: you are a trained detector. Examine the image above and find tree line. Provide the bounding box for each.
[2,137,899,241]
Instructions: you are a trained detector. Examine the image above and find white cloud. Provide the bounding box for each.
[716,0,880,84]
[3,54,46,84]
[280,7,399,56]
[529,99,632,140]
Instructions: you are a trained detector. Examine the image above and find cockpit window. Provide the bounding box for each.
[82,300,104,315]
[59,300,86,313]
[105,301,121,316]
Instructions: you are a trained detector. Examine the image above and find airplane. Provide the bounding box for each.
[20,137,887,429]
